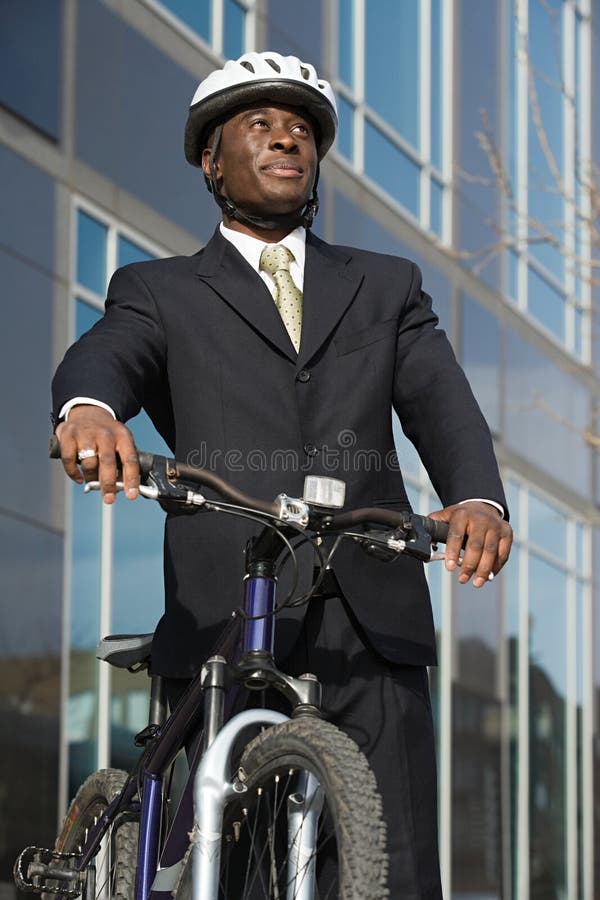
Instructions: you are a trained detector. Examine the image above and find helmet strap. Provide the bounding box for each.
[206,125,320,231]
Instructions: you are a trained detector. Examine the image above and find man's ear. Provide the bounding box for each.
[201,147,219,180]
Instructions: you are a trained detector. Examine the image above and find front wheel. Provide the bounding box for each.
[177,717,389,899]
[52,768,138,900]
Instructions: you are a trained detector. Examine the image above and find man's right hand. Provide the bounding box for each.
[55,405,140,504]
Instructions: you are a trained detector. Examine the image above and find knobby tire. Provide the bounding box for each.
[176,717,389,900]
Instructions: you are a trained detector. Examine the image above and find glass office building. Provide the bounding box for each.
[1,1,599,897]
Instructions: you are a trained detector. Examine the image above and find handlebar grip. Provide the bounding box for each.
[418,515,449,544]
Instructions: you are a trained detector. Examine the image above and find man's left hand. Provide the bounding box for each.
[427,502,513,588]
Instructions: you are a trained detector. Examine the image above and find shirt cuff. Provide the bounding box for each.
[459,498,505,518]
[59,397,117,421]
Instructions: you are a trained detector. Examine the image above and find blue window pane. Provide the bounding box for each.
[336,95,354,161]
[528,554,567,900]
[507,249,519,303]
[392,413,420,477]
[575,522,584,573]
[430,178,443,237]
[527,266,565,342]
[224,0,245,59]
[77,211,107,295]
[528,493,567,561]
[527,0,564,282]
[505,480,520,533]
[161,0,210,41]
[461,295,500,433]
[365,0,419,148]
[574,307,583,359]
[338,0,354,88]
[364,120,419,217]
[430,0,442,169]
[117,235,155,269]
[0,0,62,139]
[111,409,170,635]
[76,296,102,337]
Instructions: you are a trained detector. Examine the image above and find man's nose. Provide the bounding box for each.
[269,129,298,151]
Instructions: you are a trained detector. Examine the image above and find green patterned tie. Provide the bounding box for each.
[259,244,303,352]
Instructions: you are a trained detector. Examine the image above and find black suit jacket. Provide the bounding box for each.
[53,228,506,677]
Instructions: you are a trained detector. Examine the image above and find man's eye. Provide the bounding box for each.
[251,119,269,127]
[293,124,310,135]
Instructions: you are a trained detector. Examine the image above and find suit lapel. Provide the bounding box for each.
[195,228,297,361]
[298,233,364,367]
[194,228,364,366]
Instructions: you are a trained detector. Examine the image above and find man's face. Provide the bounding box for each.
[202,104,318,220]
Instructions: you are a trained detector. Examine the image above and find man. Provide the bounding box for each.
[53,52,512,897]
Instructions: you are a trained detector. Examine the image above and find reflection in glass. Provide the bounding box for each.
[430,0,442,170]
[365,0,419,148]
[527,0,564,283]
[430,178,443,237]
[506,544,519,900]
[504,327,590,495]
[364,120,419,217]
[527,265,565,343]
[0,515,61,884]
[77,211,107,294]
[336,95,354,162]
[528,554,567,900]
[337,0,354,88]
[528,492,566,560]
[159,0,210,41]
[224,0,245,60]
[0,0,62,139]
[452,683,503,897]
[461,294,500,433]
[392,413,420,478]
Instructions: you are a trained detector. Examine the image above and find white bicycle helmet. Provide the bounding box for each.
[184,51,338,167]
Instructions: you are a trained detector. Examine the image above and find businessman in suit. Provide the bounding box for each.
[53,52,512,898]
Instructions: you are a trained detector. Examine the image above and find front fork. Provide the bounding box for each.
[191,567,323,900]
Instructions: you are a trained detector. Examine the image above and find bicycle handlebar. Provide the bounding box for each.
[49,436,450,547]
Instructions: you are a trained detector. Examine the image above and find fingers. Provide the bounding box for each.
[429,502,513,588]
[55,407,139,504]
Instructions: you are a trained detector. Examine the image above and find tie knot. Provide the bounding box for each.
[260,244,294,276]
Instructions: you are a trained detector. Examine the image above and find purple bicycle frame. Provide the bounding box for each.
[136,572,276,900]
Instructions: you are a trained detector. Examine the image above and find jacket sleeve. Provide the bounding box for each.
[392,262,507,514]
[52,265,167,425]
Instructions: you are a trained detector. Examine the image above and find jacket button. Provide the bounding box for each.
[296,369,311,383]
[304,443,318,457]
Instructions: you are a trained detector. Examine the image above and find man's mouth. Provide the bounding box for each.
[262,160,304,177]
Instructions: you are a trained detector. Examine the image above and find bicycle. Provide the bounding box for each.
[14,443,450,900]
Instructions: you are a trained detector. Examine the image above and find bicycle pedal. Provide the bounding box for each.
[14,846,84,896]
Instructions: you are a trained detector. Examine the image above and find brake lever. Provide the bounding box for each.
[84,480,159,499]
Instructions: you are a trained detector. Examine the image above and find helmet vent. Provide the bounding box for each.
[318,81,326,88]
[266,58,281,72]
[300,66,310,80]
[240,60,255,72]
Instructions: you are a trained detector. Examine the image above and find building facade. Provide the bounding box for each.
[1,1,599,898]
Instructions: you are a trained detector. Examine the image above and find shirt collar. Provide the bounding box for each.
[219,222,306,274]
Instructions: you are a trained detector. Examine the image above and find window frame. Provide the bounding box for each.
[504,474,593,900]
[330,0,454,244]
[140,0,256,59]
[507,0,593,362]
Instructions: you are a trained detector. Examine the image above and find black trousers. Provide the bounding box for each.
[167,593,443,899]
